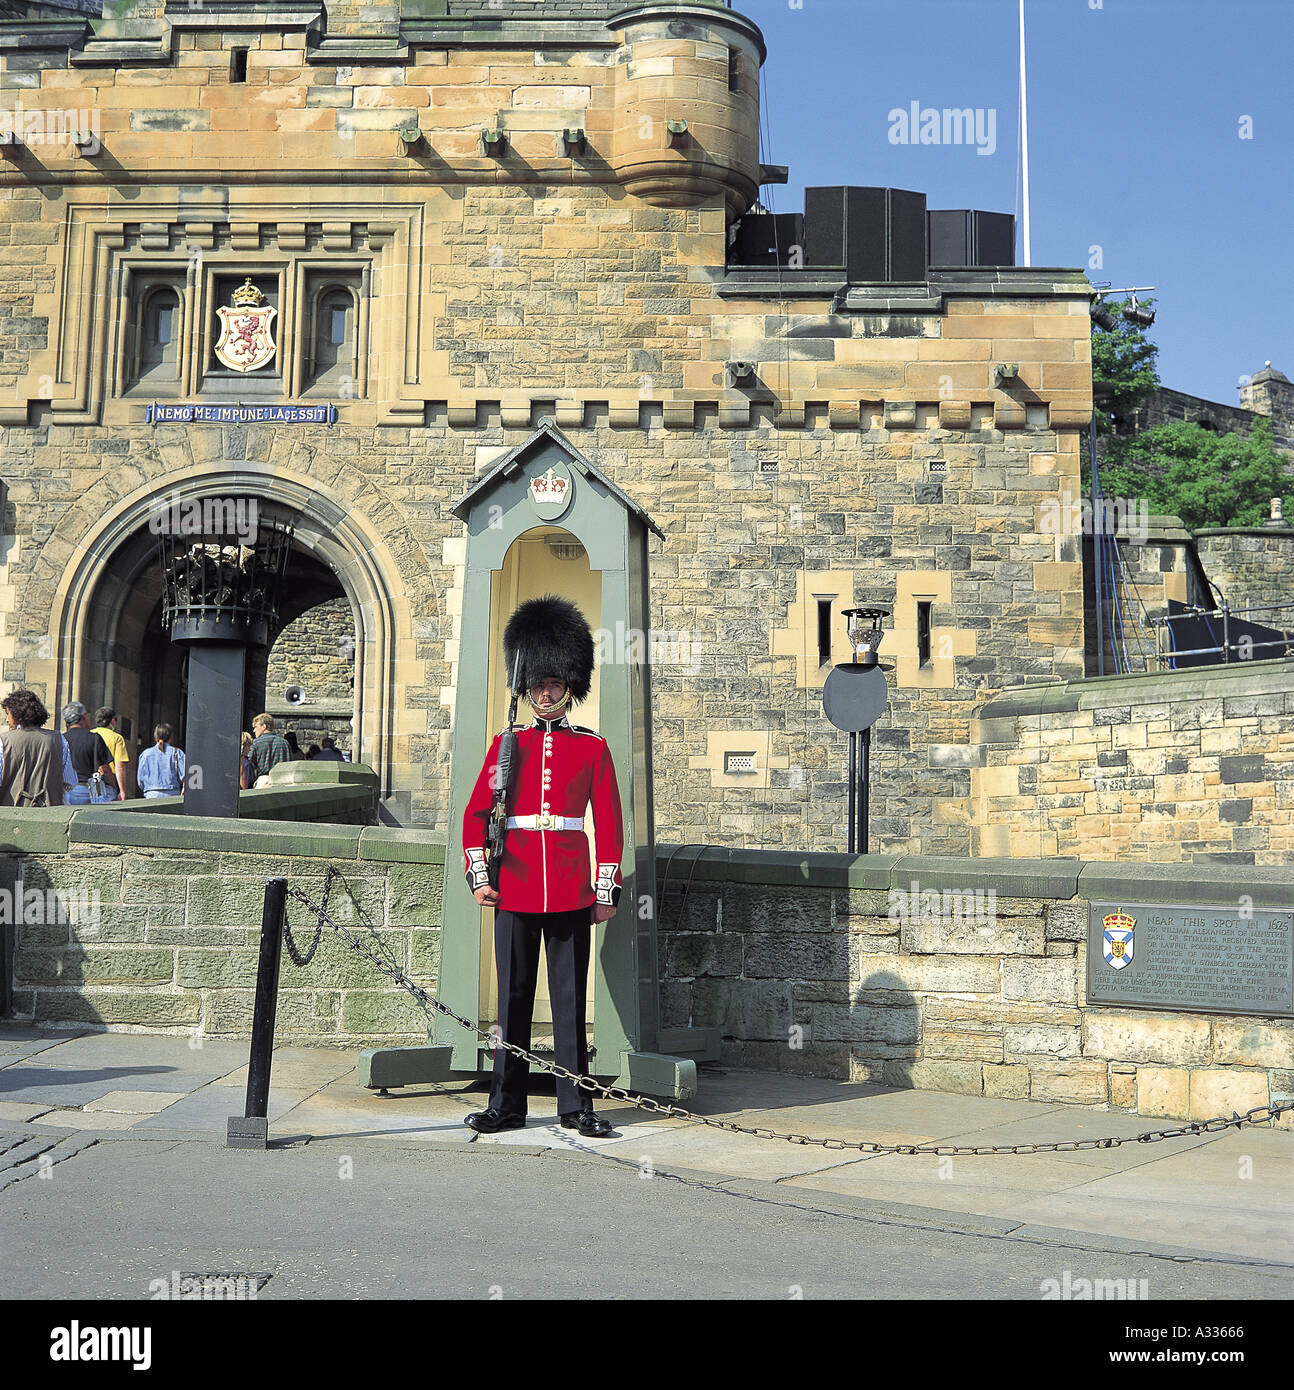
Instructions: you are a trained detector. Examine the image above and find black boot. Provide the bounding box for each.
[464,1107,526,1133]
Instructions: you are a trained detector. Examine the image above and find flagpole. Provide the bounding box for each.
[1019,0,1031,267]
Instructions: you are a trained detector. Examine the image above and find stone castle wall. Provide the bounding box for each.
[1193,527,1294,619]
[656,850,1293,1126]
[0,6,1098,853]
[263,599,355,706]
[968,660,1294,864]
[6,823,1290,1124]
[1128,376,1294,457]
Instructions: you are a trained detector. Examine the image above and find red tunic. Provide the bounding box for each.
[462,714,624,914]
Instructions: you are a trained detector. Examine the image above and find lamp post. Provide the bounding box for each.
[823,607,890,853]
[157,511,293,817]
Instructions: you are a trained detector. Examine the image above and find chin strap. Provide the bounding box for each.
[532,689,571,717]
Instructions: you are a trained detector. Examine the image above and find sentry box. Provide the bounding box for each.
[358,421,718,1101]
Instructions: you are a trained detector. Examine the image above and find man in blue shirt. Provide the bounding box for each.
[137,723,186,798]
[311,736,346,763]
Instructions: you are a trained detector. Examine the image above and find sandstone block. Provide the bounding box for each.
[982,1063,1030,1099]
[1136,1066,1190,1118]
[857,953,998,995]
[1001,956,1077,1003]
[1004,1022,1080,1058]
[1082,1011,1211,1067]
[1027,1060,1108,1106]
[1212,1020,1294,1070]
[883,1058,983,1096]
[1188,1068,1270,1120]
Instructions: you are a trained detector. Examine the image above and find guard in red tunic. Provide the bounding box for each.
[461,595,622,1138]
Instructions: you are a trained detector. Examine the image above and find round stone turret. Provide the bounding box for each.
[607,3,765,218]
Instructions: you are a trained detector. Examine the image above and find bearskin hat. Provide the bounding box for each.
[503,595,595,705]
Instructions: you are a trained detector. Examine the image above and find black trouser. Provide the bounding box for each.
[490,905,593,1117]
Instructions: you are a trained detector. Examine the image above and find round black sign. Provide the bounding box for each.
[822,663,888,732]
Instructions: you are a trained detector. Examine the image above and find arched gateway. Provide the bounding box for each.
[39,464,419,817]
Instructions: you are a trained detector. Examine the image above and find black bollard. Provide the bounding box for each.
[226,877,288,1149]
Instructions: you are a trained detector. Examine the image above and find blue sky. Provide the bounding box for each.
[736,0,1293,405]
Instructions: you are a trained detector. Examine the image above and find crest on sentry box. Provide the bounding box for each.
[215,278,278,373]
[528,462,573,521]
[1102,908,1135,970]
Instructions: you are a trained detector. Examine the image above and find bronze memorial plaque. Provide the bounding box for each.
[1087,903,1294,1017]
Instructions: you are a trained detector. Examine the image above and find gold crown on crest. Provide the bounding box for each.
[1103,908,1135,933]
[231,278,266,309]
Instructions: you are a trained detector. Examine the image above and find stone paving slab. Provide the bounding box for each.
[3,1038,1292,1271]
[84,1090,183,1115]
[0,1064,232,1103]
[130,1085,318,1133]
[11,1033,249,1071]
[0,1026,93,1061]
[0,1066,171,1107]
[0,1100,57,1123]
[212,1045,359,1091]
[36,1109,147,1131]
[998,1191,1290,1266]
[925,1110,1217,1170]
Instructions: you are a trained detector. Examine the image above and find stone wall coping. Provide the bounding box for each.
[0,18,91,50]
[717,268,1091,307]
[605,3,767,63]
[262,762,379,788]
[1075,861,1293,909]
[1194,526,1294,540]
[977,657,1294,720]
[654,845,1293,905]
[655,846,1086,897]
[67,812,367,858]
[6,796,434,864]
[0,806,77,855]
[358,826,447,864]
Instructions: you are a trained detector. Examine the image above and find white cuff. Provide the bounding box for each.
[465,847,490,890]
[595,863,619,907]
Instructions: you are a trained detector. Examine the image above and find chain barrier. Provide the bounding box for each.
[282,866,1294,1157]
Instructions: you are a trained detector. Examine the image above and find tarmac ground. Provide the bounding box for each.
[2,1024,1292,1308]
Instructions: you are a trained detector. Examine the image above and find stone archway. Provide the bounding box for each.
[43,465,417,812]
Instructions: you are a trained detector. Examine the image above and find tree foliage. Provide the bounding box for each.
[1090,296,1160,436]
[1087,296,1292,527]
[1093,416,1291,530]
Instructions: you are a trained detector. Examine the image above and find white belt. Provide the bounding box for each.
[506,815,584,831]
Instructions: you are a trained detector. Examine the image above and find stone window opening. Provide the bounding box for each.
[817,598,833,667]
[123,280,183,393]
[917,601,933,667]
[303,279,360,396]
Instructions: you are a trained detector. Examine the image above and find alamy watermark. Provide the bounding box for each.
[0,102,100,155]
[593,623,700,673]
[1040,1270,1148,1300]
[1038,491,1149,544]
[887,880,997,928]
[888,102,997,156]
[0,874,100,929]
[147,493,260,546]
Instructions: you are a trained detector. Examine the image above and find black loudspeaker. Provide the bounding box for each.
[927,209,1016,267]
[729,212,805,267]
[803,186,928,282]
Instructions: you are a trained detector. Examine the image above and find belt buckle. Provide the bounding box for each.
[537,812,554,830]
